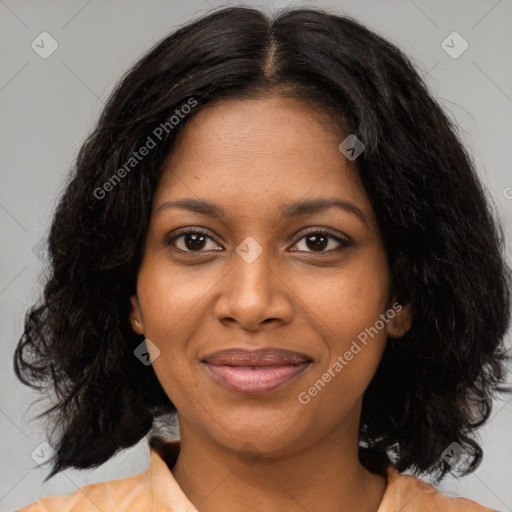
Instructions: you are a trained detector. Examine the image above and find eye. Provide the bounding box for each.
[165,228,222,253]
[291,229,351,254]
[164,227,351,254]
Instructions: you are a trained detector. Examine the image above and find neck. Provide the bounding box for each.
[170,416,387,512]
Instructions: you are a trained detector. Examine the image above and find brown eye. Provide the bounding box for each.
[165,229,222,253]
[291,229,351,253]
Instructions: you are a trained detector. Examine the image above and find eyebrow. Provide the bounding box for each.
[156,197,369,226]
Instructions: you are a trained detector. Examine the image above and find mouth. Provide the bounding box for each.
[201,347,313,394]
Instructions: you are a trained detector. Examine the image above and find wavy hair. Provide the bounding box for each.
[14,6,511,483]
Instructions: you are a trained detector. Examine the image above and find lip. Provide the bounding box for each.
[203,347,313,366]
[202,347,313,394]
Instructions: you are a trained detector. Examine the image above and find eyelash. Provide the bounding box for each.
[164,227,351,254]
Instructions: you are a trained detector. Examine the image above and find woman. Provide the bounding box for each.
[14,5,510,511]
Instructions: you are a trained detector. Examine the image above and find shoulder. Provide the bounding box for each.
[379,466,496,511]
[14,470,151,512]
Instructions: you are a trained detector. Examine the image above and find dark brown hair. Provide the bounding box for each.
[14,6,511,483]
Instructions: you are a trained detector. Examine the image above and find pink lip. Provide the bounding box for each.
[201,347,313,394]
[203,362,311,394]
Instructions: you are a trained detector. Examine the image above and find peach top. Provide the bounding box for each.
[16,441,494,511]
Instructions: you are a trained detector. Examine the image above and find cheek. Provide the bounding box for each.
[135,256,214,403]
[136,256,209,338]
[307,255,390,346]
[296,278,389,429]
[300,250,390,394]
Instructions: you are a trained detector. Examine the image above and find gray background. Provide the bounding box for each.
[1,0,511,510]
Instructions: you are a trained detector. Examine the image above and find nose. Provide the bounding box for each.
[213,240,294,331]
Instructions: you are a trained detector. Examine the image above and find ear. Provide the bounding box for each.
[129,295,144,335]
[385,300,413,339]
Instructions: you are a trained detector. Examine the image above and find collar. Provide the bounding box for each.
[149,440,197,511]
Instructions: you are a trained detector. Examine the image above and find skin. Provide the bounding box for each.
[129,94,412,512]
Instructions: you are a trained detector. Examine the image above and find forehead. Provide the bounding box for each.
[153,95,374,225]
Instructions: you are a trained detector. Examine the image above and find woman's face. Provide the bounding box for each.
[130,95,411,457]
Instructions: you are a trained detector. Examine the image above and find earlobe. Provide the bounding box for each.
[387,302,413,339]
[129,295,144,334]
